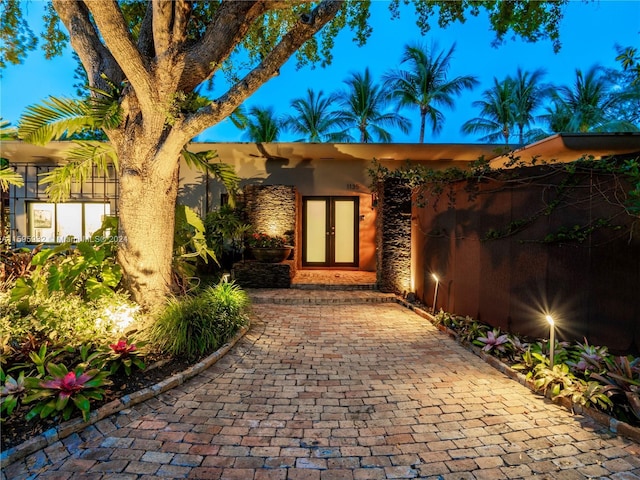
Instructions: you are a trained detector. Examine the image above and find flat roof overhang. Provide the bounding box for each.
[489,132,640,168]
[1,141,504,164]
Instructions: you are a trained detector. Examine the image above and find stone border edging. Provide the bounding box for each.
[0,325,249,467]
[395,297,640,445]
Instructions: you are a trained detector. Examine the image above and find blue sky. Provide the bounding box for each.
[1,1,639,144]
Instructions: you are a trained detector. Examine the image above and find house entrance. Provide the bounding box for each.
[302,196,359,267]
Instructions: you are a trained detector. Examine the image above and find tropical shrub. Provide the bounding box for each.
[0,245,41,290]
[1,291,142,359]
[555,379,613,411]
[147,281,249,360]
[173,205,217,293]
[10,240,121,306]
[23,363,111,422]
[204,205,251,269]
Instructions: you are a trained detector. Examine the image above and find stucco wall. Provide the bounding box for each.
[178,154,379,271]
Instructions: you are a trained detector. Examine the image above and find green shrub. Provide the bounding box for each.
[148,282,249,360]
[0,290,142,358]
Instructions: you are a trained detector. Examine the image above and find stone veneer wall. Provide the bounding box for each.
[377,178,412,294]
[244,185,296,237]
[231,261,294,288]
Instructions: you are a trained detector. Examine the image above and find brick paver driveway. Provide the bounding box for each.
[3,295,640,479]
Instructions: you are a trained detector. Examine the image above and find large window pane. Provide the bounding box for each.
[29,203,56,243]
[84,203,111,237]
[56,203,83,242]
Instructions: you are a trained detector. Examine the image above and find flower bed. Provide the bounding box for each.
[399,299,640,436]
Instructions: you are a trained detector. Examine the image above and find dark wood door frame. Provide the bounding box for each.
[302,196,359,268]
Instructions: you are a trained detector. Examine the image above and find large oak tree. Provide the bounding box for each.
[0,0,567,309]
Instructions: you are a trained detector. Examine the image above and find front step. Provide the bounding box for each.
[247,288,397,305]
[291,283,377,291]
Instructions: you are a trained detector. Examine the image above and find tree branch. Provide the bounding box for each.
[152,0,173,56]
[182,0,344,139]
[172,0,192,46]
[137,1,155,58]
[180,0,265,92]
[52,0,121,87]
[84,1,155,111]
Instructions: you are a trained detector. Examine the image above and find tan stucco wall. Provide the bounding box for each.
[178,155,380,270]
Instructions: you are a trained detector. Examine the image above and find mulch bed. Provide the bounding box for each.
[1,355,196,452]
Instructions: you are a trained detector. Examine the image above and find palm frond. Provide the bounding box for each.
[18,97,94,145]
[0,166,24,191]
[39,142,117,202]
[0,119,18,140]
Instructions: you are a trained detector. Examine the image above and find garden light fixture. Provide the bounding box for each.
[432,273,439,314]
[546,315,555,369]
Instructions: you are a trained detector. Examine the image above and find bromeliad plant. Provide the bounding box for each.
[101,338,146,376]
[474,328,513,357]
[590,356,640,422]
[0,368,26,417]
[23,363,112,422]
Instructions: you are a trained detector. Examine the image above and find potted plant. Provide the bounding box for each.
[246,232,292,263]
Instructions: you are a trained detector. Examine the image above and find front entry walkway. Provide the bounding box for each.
[3,291,639,479]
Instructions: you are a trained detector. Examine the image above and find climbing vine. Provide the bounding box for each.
[369,154,640,245]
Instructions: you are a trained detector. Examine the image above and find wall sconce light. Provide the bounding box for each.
[371,192,378,209]
[546,315,555,369]
[431,273,439,314]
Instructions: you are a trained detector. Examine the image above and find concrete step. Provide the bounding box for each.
[290,283,377,291]
[247,288,397,305]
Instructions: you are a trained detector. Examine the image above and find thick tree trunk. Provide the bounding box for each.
[117,157,180,310]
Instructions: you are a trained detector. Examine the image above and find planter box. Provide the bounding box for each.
[231,260,295,288]
[250,247,293,263]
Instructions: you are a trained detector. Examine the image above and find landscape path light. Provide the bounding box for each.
[431,273,439,314]
[546,315,555,369]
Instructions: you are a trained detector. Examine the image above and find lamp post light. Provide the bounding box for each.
[431,273,439,314]
[546,315,555,369]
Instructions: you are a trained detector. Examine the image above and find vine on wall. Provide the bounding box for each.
[369,154,640,245]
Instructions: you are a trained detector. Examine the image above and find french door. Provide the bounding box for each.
[302,196,359,267]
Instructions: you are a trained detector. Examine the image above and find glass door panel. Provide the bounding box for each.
[304,199,327,264]
[333,199,355,264]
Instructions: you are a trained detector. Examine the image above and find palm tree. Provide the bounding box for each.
[511,68,551,144]
[461,77,515,146]
[383,42,478,143]
[242,106,282,142]
[282,89,343,142]
[18,93,240,202]
[543,66,638,133]
[335,68,411,143]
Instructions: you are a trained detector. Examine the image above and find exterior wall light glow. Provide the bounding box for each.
[432,273,439,314]
[546,315,555,369]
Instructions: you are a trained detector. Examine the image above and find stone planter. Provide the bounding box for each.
[251,247,293,263]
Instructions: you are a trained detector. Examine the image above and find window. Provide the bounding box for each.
[26,202,111,244]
